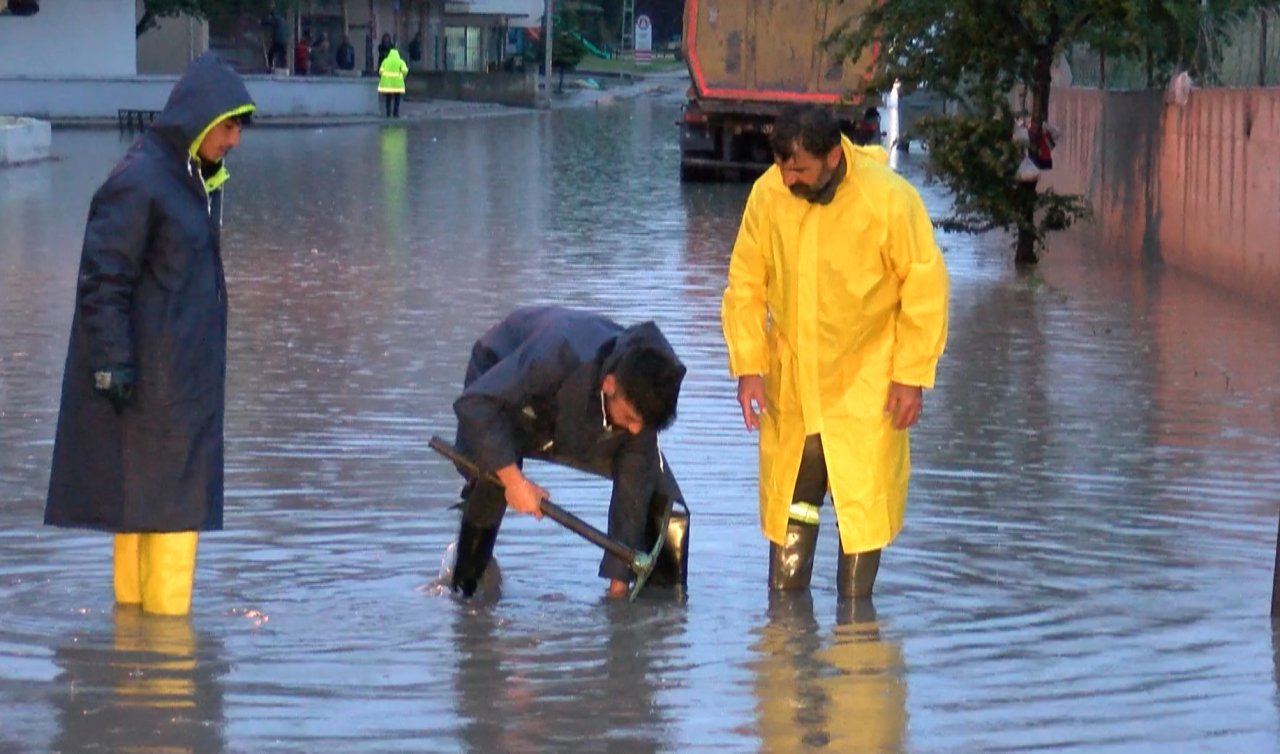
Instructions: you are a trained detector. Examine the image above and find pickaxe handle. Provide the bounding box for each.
[428,436,659,597]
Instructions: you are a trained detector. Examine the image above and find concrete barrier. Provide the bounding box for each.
[405,71,539,108]
[1044,87,1280,308]
[0,74,378,122]
[0,116,51,166]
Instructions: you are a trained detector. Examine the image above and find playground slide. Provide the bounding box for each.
[570,31,610,60]
[524,27,611,60]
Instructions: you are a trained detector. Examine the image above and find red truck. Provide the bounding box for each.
[678,0,880,181]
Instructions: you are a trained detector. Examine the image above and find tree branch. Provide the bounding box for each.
[1062,11,1096,46]
[936,217,1001,234]
[136,9,156,38]
[994,0,1037,47]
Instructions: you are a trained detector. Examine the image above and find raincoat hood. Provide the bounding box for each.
[603,321,687,384]
[381,48,405,69]
[151,52,256,161]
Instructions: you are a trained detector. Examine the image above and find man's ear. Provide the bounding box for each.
[826,144,843,169]
[601,373,617,396]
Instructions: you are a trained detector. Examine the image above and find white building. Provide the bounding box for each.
[0,0,546,119]
[0,0,137,76]
[203,0,546,76]
[299,0,545,74]
[0,0,546,77]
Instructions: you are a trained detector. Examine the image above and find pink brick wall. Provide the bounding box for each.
[1044,87,1280,307]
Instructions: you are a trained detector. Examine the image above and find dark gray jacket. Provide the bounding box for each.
[454,306,684,552]
[45,54,255,533]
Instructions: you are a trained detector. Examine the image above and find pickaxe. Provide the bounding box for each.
[429,436,666,602]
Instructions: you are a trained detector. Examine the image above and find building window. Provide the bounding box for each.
[444,26,482,71]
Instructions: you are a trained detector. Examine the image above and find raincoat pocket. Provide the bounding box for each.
[764,324,801,415]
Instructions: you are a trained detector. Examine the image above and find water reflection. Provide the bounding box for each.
[823,600,908,753]
[51,609,228,753]
[752,593,906,753]
[1273,617,1280,721]
[379,125,410,242]
[1275,618,1280,708]
[452,600,682,753]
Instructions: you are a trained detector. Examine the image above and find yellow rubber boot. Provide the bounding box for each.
[113,533,143,606]
[139,532,199,616]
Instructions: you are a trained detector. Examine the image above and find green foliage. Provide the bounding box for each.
[525,14,589,71]
[826,0,1275,263]
[137,0,304,38]
[554,25,588,70]
[1083,0,1272,85]
[137,0,203,36]
[914,105,1025,232]
[920,112,1089,243]
[0,0,41,17]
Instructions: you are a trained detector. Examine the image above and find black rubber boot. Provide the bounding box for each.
[451,522,500,597]
[836,594,878,625]
[647,500,690,590]
[768,519,819,591]
[836,548,881,599]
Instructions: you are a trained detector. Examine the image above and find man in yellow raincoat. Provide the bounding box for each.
[378,47,408,118]
[721,105,948,598]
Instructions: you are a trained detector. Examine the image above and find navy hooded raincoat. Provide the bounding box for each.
[45,54,256,533]
[454,306,686,580]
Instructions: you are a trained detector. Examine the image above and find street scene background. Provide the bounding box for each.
[2,92,1280,752]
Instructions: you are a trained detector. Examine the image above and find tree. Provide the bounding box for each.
[527,13,588,92]
[828,0,1269,266]
[136,0,302,39]
[0,0,41,16]
[137,0,203,36]
[553,25,587,92]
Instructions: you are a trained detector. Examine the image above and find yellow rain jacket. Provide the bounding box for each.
[378,49,408,94]
[722,135,948,554]
[854,143,891,166]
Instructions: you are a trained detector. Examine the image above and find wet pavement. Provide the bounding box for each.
[2,94,1279,753]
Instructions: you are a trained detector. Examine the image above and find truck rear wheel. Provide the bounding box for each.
[680,162,707,183]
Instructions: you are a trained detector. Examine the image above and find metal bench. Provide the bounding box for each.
[117,109,159,131]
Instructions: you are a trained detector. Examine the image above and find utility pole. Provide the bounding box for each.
[1261,10,1269,87]
[543,0,554,105]
[621,0,634,57]
[367,0,378,74]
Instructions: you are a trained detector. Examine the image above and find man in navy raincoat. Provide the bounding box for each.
[451,306,687,599]
[44,53,256,616]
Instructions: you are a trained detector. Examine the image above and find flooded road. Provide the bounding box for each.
[2,97,1279,753]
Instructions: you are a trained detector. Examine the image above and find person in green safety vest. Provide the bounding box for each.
[378,48,408,118]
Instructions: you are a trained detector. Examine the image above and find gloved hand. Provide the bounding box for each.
[92,364,136,413]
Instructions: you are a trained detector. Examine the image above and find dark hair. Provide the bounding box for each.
[770,105,842,160]
[610,345,686,431]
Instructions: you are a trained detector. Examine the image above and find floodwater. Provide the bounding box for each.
[2,95,1279,753]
